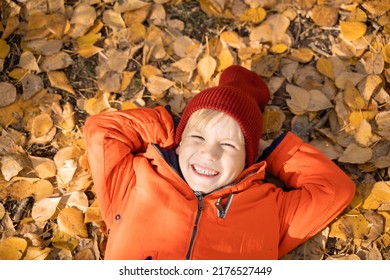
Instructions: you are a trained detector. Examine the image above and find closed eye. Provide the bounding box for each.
[221,143,238,149]
[190,135,204,140]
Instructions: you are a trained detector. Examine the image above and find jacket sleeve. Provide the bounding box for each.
[82,106,175,223]
[264,132,356,258]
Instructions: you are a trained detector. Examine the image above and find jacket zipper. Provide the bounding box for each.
[185,191,204,259]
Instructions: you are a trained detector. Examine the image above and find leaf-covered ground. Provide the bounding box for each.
[0,0,389,260]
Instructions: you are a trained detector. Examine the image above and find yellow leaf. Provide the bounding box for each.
[31,179,54,200]
[84,206,103,223]
[76,33,100,47]
[343,82,366,109]
[121,100,138,110]
[0,237,27,260]
[197,55,217,84]
[47,71,75,95]
[1,16,19,40]
[0,102,23,128]
[57,207,88,238]
[289,48,314,63]
[340,21,367,41]
[217,47,234,71]
[78,44,103,58]
[270,43,288,54]
[0,39,10,60]
[348,7,367,22]
[348,110,377,129]
[316,57,334,80]
[84,92,111,115]
[383,43,390,64]
[120,71,135,91]
[220,31,244,48]
[0,202,5,220]
[9,180,33,200]
[23,246,51,260]
[355,119,372,147]
[362,181,390,210]
[329,213,370,240]
[8,68,27,80]
[240,7,267,24]
[52,231,78,251]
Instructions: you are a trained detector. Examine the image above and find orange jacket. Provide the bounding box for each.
[83,106,356,260]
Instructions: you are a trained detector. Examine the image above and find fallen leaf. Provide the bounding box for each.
[1,154,24,181]
[311,5,338,27]
[355,119,372,147]
[0,236,27,260]
[31,197,61,222]
[57,207,88,238]
[262,106,286,134]
[338,143,373,164]
[340,21,367,41]
[66,191,89,212]
[52,231,78,251]
[47,71,76,95]
[316,57,334,80]
[362,181,390,210]
[22,246,51,260]
[329,213,370,240]
[375,111,390,140]
[197,55,217,84]
[0,202,5,220]
[146,75,175,99]
[239,7,266,24]
[39,51,74,72]
[0,82,17,107]
[21,73,44,100]
[0,39,11,59]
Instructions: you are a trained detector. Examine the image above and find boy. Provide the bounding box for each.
[83,65,356,260]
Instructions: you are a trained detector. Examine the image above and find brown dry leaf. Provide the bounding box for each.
[97,71,121,93]
[25,39,63,56]
[310,139,343,160]
[146,75,175,99]
[0,39,11,59]
[335,71,366,89]
[52,102,76,132]
[47,71,76,95]
[240,7,266,24]
[307,90,333,111]
[39,51,74,72]
[250,14,290,45]
[0,236,27,260]
[375,111,390,140]
[286,84,310,115]
[27,113,55,144]
[262,106,286,134]
[1,154,24,181]
[340,21,367,41]
[0,82,17,107]
[197,55,217,84]
[316,57,334,80]
[338,143,373,164]
[31,197,61,222]
[360,50,384,75]
[310,5,338,27]
[326,254,361,260]
[252,55,280,78]
[103,9,126,30]
[57,207,88,238]
[21,73,44,100]
[358,74,383,102]
[19,51,41,72]
[362,181,390,210]
[23,246,51,260]
[329,213,370,240]
[173,36,200,58]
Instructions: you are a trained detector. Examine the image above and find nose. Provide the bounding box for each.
[199,143,220,161]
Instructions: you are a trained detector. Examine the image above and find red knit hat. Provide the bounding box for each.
[175,65,270,166]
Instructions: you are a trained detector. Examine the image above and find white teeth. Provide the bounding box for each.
[193,165,218,176]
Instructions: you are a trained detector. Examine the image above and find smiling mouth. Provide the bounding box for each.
[192,164,219,177]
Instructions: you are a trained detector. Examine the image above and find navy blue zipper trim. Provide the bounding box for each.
[185,191,204,259]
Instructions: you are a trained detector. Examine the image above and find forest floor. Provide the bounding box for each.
[0,0,389,260]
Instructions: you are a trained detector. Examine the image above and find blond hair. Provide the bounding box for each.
[184,109,245,143]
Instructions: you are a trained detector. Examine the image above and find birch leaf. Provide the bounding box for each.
[0,237,27,260]
[57,207,88,238]
[340,21,367,41]
[362,181,390,210]
[197,55,217,84]
[47,71,76,95]
[31,197,61,222]
[0,82,17,107]
[338,143,372,164]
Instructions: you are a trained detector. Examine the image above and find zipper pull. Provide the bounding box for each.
[194,191,204,211]
[215,193,234,218]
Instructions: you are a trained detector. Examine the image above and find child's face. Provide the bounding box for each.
[176,114,246,193]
